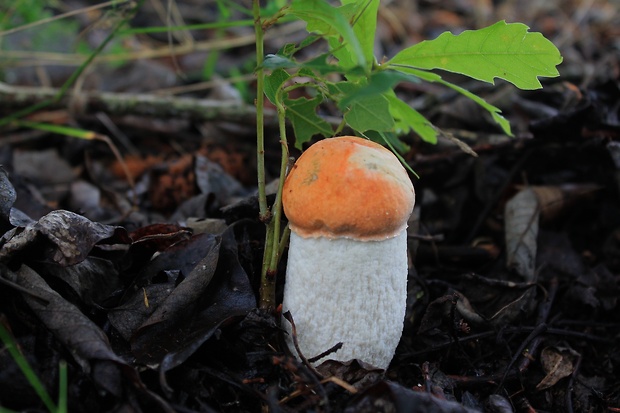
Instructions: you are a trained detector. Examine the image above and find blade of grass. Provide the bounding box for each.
[57,361,68,413]
[0,323,58,413]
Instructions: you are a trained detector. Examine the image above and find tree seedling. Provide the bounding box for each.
[252,0,563,312]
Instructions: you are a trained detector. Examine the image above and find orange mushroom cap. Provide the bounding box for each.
[282,136,415,240]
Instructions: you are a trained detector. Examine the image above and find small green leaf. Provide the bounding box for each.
[265,68,290,104]
[341,0,379,70]
[263,54,298,70]
[284,96,333,149]
[388,20,562,90]
[344,94,394,132]
[329,0,379,71]
[338,70,419,109]
[263,53,348,75]
[288,0,366,69]
[386,94,438,143]
[277,36,321,58]
[327,80,354,97]
[302,53,345,74]
[277,43,299,58]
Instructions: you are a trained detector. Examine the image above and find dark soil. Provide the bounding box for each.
[0,1,619,412]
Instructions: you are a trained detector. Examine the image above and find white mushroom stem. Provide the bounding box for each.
[282,230,408,369]
[280,136,415,370]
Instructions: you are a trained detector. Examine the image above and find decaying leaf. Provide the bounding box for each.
[126,228,256,369]
[13,264,125,371]
[505,184,598,280]
[0,209,130,266]
[458,274,537,326]
[536,346,580,391]
[505,188,540,280]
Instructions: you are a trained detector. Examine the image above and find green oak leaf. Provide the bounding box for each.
[264,68,290,104]
[388,20,562,90]
[386,93,438,144]
[338,70,419,109]
[288,0,366,69]
[284,96,333,149]
[331,0,379,72]
[344,93,394,132]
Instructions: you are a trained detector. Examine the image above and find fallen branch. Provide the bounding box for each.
[0,82,277,125]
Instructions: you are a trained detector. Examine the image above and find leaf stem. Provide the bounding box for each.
[268,97,290,272]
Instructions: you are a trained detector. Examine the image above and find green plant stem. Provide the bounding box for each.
[259,220,276,311]
[258,76,290,313]
[268,98,290,272]
[254,0,272,311]
[253,0,269,222]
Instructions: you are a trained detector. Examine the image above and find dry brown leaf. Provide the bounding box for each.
[505,188,539,281]
[536,346,580,391]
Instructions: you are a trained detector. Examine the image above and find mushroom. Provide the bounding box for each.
[281,136,415,369]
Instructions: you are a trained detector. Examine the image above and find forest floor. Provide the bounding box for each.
[0,0,619,412]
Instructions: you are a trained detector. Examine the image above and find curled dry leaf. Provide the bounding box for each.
[0,209,130,266]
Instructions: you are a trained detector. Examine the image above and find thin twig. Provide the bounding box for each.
[282,311,324,379]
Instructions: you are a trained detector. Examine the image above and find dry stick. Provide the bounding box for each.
[406,326,613,359]
[565,354,582,413]
[282,311,324,380]
[495,277,559,392]
[517,277,558,372]
[281,311,330,410]
[496,323,548,390]
[0,83,277,125]
[307,343,343,365]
